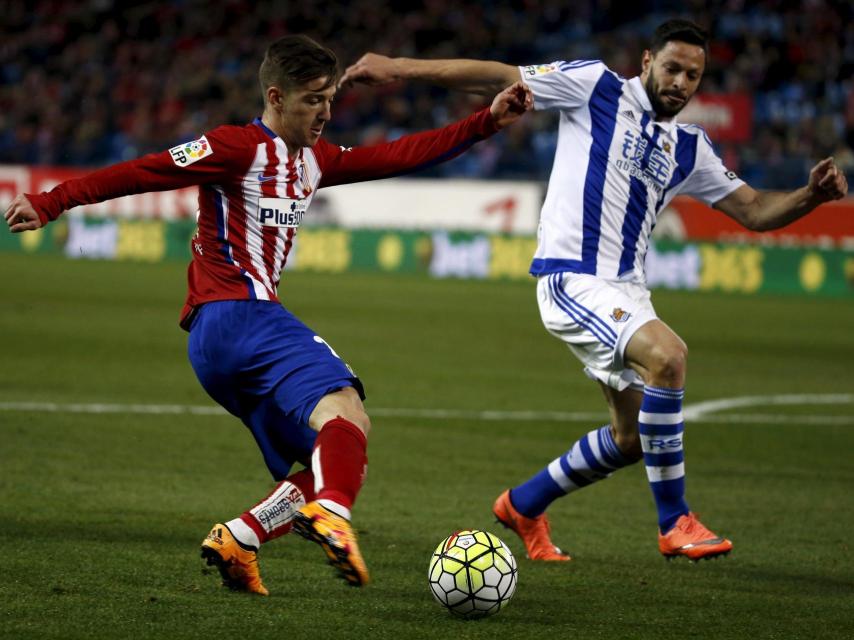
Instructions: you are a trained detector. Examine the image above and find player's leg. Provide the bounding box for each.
[624,319,732,560]
[494,274,649,560]
[304,386,370,521]
[198,405,320,594]
[496,382,640,560]
[200,465,316,595]
[292,386,372,586]
[190,301,369,590]
[187,302,279,595]
[227,467,317,547]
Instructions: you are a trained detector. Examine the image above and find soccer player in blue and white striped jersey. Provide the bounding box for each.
[342,19,848,562]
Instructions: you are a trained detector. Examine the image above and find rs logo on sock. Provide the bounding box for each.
[647,437,683,450]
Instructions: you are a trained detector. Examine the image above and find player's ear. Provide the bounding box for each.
[641,49,653,75]
[266,86,284,110]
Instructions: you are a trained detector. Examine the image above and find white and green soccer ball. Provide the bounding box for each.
[427,529,518,618]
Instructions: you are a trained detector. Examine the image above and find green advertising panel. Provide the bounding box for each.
[1,218,851,297]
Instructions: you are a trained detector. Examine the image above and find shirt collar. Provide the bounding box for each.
[253,116,278,139]
[627,76,679,138]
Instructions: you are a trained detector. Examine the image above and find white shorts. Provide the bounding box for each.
[537,272,657,391]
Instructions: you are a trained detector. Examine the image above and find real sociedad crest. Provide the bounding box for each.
[610,308,631,322]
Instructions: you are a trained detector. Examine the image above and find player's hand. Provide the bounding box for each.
[489,81,533,129]
[4,194,43,233]
[340,53,401,88]
[808,157,848,202]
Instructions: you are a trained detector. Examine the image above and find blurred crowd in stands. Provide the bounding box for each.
[2,0,853,189]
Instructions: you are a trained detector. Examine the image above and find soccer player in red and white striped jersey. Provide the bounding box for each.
[5,34,533,592]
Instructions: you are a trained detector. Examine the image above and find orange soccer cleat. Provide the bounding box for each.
[658,512,733,561]
[292,502,370,586]
[200,523,269,596]
[492,489,571,561]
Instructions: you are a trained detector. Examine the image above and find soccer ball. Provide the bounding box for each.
[427,529,517,618]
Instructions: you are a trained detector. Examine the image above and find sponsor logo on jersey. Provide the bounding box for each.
[615,129,674,193]
[610,307,631,322]
[523,63,558,77]
[258,197,307,228]
[169,135,213,167]
[725,170,738,180]
[258,172,276,182]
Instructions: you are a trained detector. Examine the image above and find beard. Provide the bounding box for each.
[645,72,689,118]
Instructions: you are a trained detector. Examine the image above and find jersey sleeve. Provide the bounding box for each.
[27,125,254,224]
[679,127,745,206]
[314,107,499,188]
[518,60,607,112]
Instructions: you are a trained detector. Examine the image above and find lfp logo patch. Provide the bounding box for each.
[523,63,558,77]
[169,135,213,167]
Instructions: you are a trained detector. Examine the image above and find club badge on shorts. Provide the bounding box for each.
[610,308,631,322]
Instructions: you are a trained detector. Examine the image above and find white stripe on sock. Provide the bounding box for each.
[645,462,685,483]
[639,410,684,425]
[586,429,621,471]
[226,518,260,549]
[317,499,351,521]
[312,446,324,495]
[547,458,576,492]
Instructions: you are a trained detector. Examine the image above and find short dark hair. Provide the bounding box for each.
[259,35,339,97]
[650,19,709,55]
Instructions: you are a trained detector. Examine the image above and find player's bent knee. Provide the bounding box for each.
[310,387,372,436]
[645,343,688,387]
[346,409,372,436]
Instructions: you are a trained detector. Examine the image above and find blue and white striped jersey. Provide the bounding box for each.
[519,60,745,283]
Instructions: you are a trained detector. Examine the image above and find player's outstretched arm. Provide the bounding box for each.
[714,157,848,231]
[6,128,249,227]
[489,81,533,128]
[341,53,519,96]
[4,194,42,233]
[316,82,532,188]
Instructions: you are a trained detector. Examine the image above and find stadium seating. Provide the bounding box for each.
[1,0,851,188]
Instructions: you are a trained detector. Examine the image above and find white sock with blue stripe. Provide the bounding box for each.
[509,425,634,518]
[639,385,689,532]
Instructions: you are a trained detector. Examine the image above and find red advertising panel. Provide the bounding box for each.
[678,93,753,142]
[663,196,854,247]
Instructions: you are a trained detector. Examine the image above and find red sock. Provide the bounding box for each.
[312,417,368,513]
[239,468,316,544]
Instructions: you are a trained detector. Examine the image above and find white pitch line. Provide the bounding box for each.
[369,407,607,422]
[0,401,605,423]
[0,395,853,425]
[683,393,854,421]
[690,413,854,426]
[0,401,228,416]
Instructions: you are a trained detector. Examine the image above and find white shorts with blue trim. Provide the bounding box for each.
[537,272,657,392]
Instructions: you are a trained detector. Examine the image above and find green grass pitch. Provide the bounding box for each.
[1,253,852,639]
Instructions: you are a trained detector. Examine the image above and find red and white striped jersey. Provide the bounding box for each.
[27,109,499,328]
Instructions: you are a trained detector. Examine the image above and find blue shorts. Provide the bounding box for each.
[187,300,365,480]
